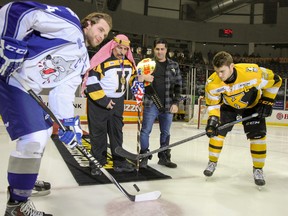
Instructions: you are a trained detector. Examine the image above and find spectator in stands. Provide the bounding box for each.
[133,46,143,65]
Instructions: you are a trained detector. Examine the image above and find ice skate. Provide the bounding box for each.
[32,180,51,197]
[253,168,265,189]
[6,186,52,216]
[5,199,53,216]
[203,161,217,177]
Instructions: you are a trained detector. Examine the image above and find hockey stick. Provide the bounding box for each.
[135,103,141,171]
[11,72,161,202]
[116,113,259,160]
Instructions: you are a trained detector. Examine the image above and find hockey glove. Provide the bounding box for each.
[58,116,83,148]
[0,36,27,78]
[256,97,274,118]
[205,116,220,138]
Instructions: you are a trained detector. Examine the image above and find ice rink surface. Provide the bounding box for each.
[0,122,287,216]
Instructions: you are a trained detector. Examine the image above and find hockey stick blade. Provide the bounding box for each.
[116,146,145,161]
[135,190,161,202]
[12,72,161,202]
[115,113,259,160]
[76,145,161,202]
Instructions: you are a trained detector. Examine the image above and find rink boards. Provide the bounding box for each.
[0,96,287,126]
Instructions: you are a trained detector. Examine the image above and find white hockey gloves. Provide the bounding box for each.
[0,36,27,78]
[58,116,83,148]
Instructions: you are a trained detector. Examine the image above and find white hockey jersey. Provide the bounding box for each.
[0,2,90,118]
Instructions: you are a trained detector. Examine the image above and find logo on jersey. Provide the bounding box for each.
[109,61,116,66]
[38,55,75,84]
[223,92,249,109]
[216,87,225,93]
[44,114,50,120]
[77,38,83,49]
[246,67,258,72]
[4,121,9,128]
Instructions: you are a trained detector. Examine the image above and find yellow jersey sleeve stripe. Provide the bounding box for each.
[88,90,106,101]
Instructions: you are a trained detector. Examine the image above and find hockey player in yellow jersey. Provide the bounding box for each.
[203,51,282,186]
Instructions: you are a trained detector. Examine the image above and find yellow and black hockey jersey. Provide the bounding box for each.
[205,63,282,117]
[86,55,136,108]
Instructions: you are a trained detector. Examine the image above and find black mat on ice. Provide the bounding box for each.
[52,135,171,186]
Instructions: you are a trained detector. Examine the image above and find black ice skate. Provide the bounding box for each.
[5,200,53,216]
[6,186,53,216]
[203,161,217,177]
[253,168,266,186]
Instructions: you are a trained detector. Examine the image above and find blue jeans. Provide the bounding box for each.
[140,103,173,150]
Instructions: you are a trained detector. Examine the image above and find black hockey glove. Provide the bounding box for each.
[256,97,274,118]
[205,116,220,138]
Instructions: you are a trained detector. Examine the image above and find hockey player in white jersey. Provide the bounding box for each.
[0,1,112,215]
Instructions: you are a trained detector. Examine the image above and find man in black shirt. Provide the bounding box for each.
[139,38,182,168]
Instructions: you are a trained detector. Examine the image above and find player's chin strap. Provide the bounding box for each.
[11,71,161,202]
[115,113,259,160]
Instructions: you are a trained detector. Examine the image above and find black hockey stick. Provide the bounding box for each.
[115,113,259,160]
[11,72,161,202]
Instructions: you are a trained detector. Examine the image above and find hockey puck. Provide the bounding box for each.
[133,184,140,192]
